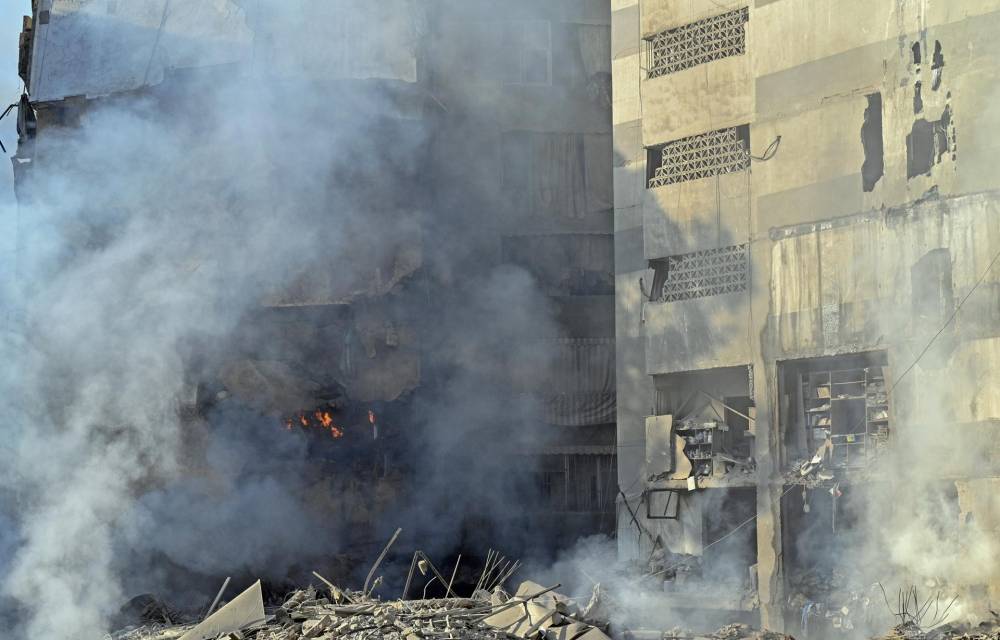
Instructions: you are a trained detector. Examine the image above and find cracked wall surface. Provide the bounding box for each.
[613,0,1000,632]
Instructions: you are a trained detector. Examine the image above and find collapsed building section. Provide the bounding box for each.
[613,0,1000,636]
[11,0,615,585]
[11,0,1000,638]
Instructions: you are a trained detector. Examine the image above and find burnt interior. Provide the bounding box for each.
[780,351,890,470]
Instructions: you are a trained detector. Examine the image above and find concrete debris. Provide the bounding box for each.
[622,624,791,640]
[178,580,267,640]
[708,624,792,640]
[482,581,608,640]
[787,569,882,636]
[874,618,1000,640]
[110,578,610,640]
[113,594,180,630]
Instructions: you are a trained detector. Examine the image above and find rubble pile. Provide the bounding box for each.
[787,568,882,634]
[106,577,612,640]
[625,624,792,640]
[874,618,1000,640]
[98,535,893,640]
[708,624,792,640]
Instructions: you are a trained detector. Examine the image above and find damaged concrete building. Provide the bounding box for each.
[12,0,615,566]
[612,0,1000,636]
[424,0,617,544]
[11,0,1000,637]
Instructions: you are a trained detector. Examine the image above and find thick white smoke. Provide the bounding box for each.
[0,2,566,637]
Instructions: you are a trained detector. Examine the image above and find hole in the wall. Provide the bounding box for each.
[913,81,923,114]
[932,40,945,69]
[861,93,884,192]
[906,104,952,179]
[911,41,922,65]
[932,40,945,91]
[778,352,889,467]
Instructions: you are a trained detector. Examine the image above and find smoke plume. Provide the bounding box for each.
[0,1,566,637]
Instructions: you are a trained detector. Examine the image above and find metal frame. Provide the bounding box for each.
[645,488,680,520]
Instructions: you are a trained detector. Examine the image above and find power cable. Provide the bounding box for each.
[749,135,781,162]
[829,236,1000,462]
[887,244,1000,395]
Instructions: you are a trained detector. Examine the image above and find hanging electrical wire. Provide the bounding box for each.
[749,135,781,162]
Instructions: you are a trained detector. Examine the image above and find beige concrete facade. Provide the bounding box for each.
[613,0,1000,632]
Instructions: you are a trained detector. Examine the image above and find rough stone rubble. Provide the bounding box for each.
[105,573,798,640]
[107,576,611,640]
[104,574,1000,640]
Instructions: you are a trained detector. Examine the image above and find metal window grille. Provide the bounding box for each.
[645,7,748,79]
[648,126,748,188]
[654,244,748,302]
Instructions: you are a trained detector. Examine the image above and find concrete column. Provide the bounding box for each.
[611,0,652,561]
[750,227,785,631]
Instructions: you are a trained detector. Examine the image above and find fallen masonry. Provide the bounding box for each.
[103,542,997,640]
[107,577,798,640]
[107,576,610,640]
[104,540,796,640]
[872,618,1000,640]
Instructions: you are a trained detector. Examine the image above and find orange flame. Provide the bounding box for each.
[282,410,344,439]
[315,410,333,428]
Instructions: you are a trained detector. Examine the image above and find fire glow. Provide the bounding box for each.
[283,410,343,439]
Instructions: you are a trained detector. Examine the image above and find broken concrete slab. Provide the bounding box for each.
[178,580,266,640]
[302,614,334,637]
[572,628,612,640]
[513,581,577,615]
[543,622,591,640]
